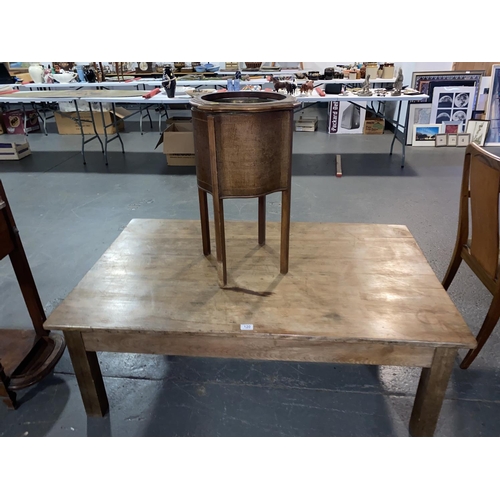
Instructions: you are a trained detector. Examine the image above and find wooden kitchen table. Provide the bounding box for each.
[44,219,476,436]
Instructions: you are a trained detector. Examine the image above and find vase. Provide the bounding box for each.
[162,65,177,98]
[29,64,44,83]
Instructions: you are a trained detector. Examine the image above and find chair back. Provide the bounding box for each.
[460,144,500,281]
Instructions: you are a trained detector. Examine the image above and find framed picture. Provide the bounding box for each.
[443,121,462,134]
[412,124,442,146]
[466,119,490,146]
[485,64,500,146]
[447,134,458,146]
[435,134,447,147]
[411,71,484,108]
[457,133,471,146]
[430,86,475,128]
[406,102,432,145]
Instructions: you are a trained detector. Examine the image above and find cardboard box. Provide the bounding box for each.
[2,110,40,134]
[363,111,385,135]
[0,137,31,160]
[54,107,130,135]
[364,118,385,135]
[158,121,195,166]
[328,102,366,135]
[295,116,318,132]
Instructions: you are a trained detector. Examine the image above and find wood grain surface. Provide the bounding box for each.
[44,219,475,349]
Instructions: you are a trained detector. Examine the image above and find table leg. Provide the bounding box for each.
[64,331,109,417]
[409,347,457,437]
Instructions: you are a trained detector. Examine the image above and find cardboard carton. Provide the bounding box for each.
[2,110,40,134]
[54,107,130,135]
[156,121,195,166]
[0,135,31,160]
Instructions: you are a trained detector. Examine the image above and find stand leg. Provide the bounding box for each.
[280,189,291,275]
[198,188,211,256]
[212,197,227,287]
[409,347,457,437]
[258,195,266,246]
[64,331,109,417]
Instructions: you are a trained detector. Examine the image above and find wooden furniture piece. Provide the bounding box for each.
[0,181,66,409]
[191,92,300,287]
[452,62,500,77]
[442,144,500,368]
[44,219,476,436]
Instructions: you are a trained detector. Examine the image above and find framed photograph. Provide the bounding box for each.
[466,119,490,146]
[443,121,462,134]
[435,134,447,147]
[457,133,471,146]
[485,64,500,146]
[412,124,442,146]
[430,86,475,128]
[447,134,458,146]
[406,102,432,145]
[411,71,484,108]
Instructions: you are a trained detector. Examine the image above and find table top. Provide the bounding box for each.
[78,90,429,105]
[44,219,475,349]
[0,89,149,104]
[14,77,397,90]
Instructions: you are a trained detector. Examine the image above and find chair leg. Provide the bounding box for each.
[9,240,48,338]
[0,365,17,410]
[212,196,227,287]
[258,195,266,246]
[442,247,463,290]
[198,188,211,256]
[280,189,291,275]
[460,291,500,369]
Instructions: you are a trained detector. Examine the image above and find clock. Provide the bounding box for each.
[136,62,153,73]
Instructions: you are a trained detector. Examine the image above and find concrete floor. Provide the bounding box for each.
[1,108,500,436]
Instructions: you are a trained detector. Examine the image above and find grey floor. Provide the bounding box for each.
[1,107,500,437]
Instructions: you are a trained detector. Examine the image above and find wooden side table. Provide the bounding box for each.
[191,92,300,287]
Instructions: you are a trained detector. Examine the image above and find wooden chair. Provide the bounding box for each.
[0,180,66,409]
[442,143,500,368]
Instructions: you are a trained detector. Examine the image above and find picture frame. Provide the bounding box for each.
[485,64,500,146]
[435,134,447,147]
[443,121,462,134]
[457,133,471,146]
[411,71,484,108]
[430,86,475,128]
[447,134,458,146]
[412,124,442,146]
[406,102,432,145]
[466,119,490,147]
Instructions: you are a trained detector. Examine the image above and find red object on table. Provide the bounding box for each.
[316,88,326,97]
[142,88,161,99]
